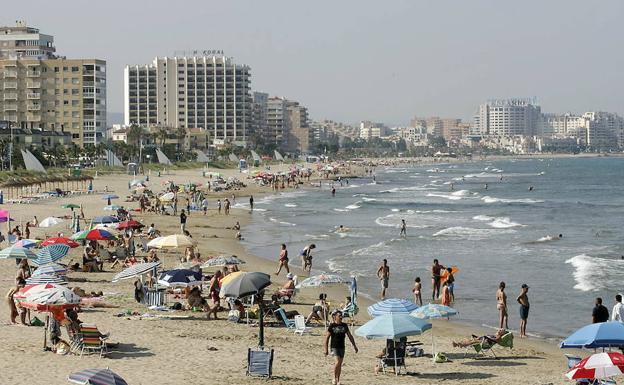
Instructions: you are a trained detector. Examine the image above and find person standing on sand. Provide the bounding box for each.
[517,284,530,338]
[224,199,230,215]
[202,198,208,215]
[399,219,407,237]
[592,297,609,323]
[180,209,187,234]
[611,294,623,322]
[497,281,508,329]
[431,259,444,300]
[412,277,422,306]
[217,199,222,214]
[275,244,289,276]
[324,310,358,385]
[186,198,191,215]
[301,244,316,273]
[6,279,26,324]
[376,259,390,299]
[249,195,254,211]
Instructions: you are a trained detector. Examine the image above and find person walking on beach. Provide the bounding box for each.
[173,196,178,215]
[517,284,530,338]
[412,277,422,306]
[324,310,358,385]
[186,198,191,215]
[377,259,390,299]
[224,199,230,215]
[592,297,609,323]
[431,259,444,300]
[202,198,208,215]
[217,199,222,214]
[249,195,254,211]
[301,244,316,273]
[497,281,508,330]
[399,219,407,237]
[180,209,187,234]
[612,294,623,322]
[275,244,289,276]
[445,267,455,302]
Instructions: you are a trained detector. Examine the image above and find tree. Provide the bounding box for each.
[126,124,144,148]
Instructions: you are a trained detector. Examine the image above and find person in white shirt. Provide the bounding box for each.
[612,294,624,322]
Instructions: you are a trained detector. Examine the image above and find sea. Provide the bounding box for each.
[239,157,624,338]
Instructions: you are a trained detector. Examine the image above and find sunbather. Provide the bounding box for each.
[452,328,506,348]
[306,293,328,324]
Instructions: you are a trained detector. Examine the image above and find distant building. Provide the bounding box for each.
[111,128,128,143]
[0,127,71,149]
[0,22,107,146]
[411,116,464,141]
[285,101,311,153]
[541,113,586,139]
[582,112,624,148]
[473,98,541,137]
[399,126,428,145]
[124,54,251,146]
[359,121,387,140]
[266,97,289,147]
[251,91,268,139]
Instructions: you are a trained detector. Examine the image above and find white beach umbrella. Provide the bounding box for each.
[39,217,64,228]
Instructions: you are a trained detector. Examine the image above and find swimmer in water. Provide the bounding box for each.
[484,183,488,190]
[529,186,534,191]
[336,225,350,233]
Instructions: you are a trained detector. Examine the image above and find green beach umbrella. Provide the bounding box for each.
[61,204,81,209]
[0,245,38,259]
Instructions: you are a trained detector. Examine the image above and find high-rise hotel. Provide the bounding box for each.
[124,53,252,146]
[0,22,107,146]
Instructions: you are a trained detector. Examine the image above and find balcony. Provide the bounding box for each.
[83,92,95,98]
[27,92,41,99]
[26,114,41,122]
[3,93,17,100]
[26,71,41,77]
[4,114,17,121]
[4,82,17,89]
[4,104,17,111]
[27,104,41,111]
[3,71,17,78]
[27,82,41,89]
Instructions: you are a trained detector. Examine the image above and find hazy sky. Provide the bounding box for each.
[3,0,624,125]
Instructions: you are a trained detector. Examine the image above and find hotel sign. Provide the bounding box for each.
[174,50,225,57]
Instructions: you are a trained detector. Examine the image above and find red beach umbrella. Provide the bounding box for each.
[566,352,624,380]
[117,220,144,230]
[41,237,80,248]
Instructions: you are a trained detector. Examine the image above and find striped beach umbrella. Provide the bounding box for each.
[33,262,68,276]
[157,269,203,288]
[71,229,117,241]
[200,255,246,268]
[566,352,624,380]
[296,274,349,288]
[41,237,80,248]
[410,304,458,320]
[68,368,128,385]
[0,245,38,259]
[26,274,68,285]
[15,283,81,311]
[32,244,71,266]
[13,239,40,248]
[112,262,161,282]
[367,298,419,317]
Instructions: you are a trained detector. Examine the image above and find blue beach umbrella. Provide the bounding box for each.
[33,262,68,276]
[0,245,38,259]
[367,298,419,317]
[92,216,119,224]
[26,274,68,285]
[356,313,432,340]
[410,304,458,320]
[561,322,624,349]
[157,269,202,288]
[32,244,71,266]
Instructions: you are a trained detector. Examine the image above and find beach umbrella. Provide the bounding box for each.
[61,204,81,209]
[146,234,194,249]
[200,255,245,268]
[367,298,419,317]
[117,220,144,230]
[296,274,349,288]
[102,194,119,205]
[15,283,81,311]
[92,216,119,225]
[103,205,122,211]
[410,304,458,320]
[112,262,161,282]
[159,192,175,202]
[0,245,38,259]
[13,239,40,248]
[356,313,432,340]
[68,368,128,385]
[33,262,67,276]
[157,269,202,288]
[130,179,146,187]
[39,217,64,228]
[26,274,68,285]
[566,352,624,380]
[561,322,624,349]
[71,229,117,241]
[41,237,80,248]
[32,244,71,266]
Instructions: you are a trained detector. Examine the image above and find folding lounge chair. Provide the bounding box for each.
[72,324,109,357]
[276,308,295,330]
[379,339,407,375]
[342,302,359,326]
[293,315,312,335]
[471,332,513,358]
[247,347,274,378]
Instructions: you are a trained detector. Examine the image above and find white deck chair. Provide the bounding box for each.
[293,315,312,335]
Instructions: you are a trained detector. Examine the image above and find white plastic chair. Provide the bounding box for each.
[293,315,312,335]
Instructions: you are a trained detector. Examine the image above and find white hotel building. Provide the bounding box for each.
[473,98,542,137]
[124,54,252,145]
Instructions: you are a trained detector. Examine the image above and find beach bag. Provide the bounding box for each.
[407,346,424,357]
[30,317,45,327]
[434,352,448,363]
[227,310,240,323]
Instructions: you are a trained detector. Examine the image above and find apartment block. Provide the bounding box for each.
[473,98,541,137]
[0,23,107,146]
[285,101,311,153]
[124,55,251,146]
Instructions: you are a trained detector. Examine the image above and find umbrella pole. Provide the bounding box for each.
[394,340,398,376]
[258,296,264,348]
[43,314,48,351]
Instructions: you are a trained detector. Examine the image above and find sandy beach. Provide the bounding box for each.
[0,162,578,385]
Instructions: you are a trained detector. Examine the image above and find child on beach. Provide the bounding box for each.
[412,277,422,306]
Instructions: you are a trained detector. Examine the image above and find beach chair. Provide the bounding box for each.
[293,315,312,335]
[471,331,513,358]
[276,308,295,330]
[342,302,359,326]
[379,339,407,375]
[72,324,109,358]
[246,347,274,378]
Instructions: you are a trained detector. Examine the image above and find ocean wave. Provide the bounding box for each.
[305,233,330,240]
[473,215,494,221]
[488,217,524,228]
[361,197,377,202]
[269,217,296,226]
[481,196,544,204]
[284,203,298,207]
[565,254,624,292]
[426,189,469,201]
[432,226,516,240]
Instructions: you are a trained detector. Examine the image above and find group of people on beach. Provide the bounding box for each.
[497,281,530,338]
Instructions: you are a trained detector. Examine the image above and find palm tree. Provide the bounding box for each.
[127,124,144,148]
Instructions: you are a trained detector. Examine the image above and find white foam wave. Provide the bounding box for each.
[488,217,523,228]
[481,196,544,204]
[473,215,494,221]
[426,192,462,200]
[432,226,516,240]
[361,197,377,202]
[565,254,624,292]
[284,203,298,207]
[344,202,362,210]
[269,217,296,226]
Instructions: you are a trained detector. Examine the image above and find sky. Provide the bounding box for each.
[3,0,624,125]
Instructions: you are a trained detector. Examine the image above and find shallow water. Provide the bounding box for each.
[243,157,624,337]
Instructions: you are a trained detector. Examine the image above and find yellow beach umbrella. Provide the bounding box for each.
[219,271,244,286]
[146,234,195,249]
